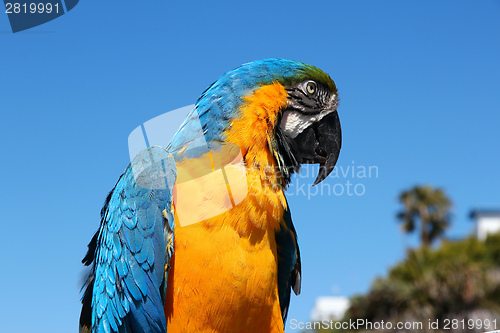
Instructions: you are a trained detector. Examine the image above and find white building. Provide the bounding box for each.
[470,209,500,241]
[310,296,350,322]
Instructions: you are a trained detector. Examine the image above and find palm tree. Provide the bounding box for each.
[397,185,452,247]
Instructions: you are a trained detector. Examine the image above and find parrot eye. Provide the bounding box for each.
[306,81,316,95]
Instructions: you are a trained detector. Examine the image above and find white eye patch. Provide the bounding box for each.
[280,108,335,139]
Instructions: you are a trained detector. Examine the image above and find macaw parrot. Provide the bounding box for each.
[79,58,342,333]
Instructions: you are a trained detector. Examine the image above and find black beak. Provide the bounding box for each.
[292,111,342,185]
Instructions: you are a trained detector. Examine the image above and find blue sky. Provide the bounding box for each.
[1,1,499,332]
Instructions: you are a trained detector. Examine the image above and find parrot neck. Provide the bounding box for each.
[220,82,289,232]
[226,81,288,178]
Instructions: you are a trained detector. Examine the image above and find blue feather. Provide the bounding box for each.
[82,147,175,332]
[115,258,128,278]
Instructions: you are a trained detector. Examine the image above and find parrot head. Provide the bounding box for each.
[172,58,342,187]
[275,64,341,185]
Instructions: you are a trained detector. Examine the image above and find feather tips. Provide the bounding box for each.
[276,206,302,325]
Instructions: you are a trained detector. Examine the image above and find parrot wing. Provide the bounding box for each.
[276,206,302,324]
[80,146,176,333]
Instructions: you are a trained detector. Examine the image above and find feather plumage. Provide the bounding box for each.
[81,58,339,333]
[80,147,176,333]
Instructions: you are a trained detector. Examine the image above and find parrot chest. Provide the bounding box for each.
[164,213,284,332]
[165,156,287,332]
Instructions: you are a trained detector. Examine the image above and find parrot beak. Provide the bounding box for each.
[292,111,342,185]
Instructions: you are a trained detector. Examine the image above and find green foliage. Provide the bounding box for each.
[397,185,452,246]
[315,187,500,333]
[328,234,500,333]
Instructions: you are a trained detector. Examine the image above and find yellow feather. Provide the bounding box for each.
[165,83,289,333]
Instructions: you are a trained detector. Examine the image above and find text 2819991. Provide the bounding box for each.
[5,2,59,14]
